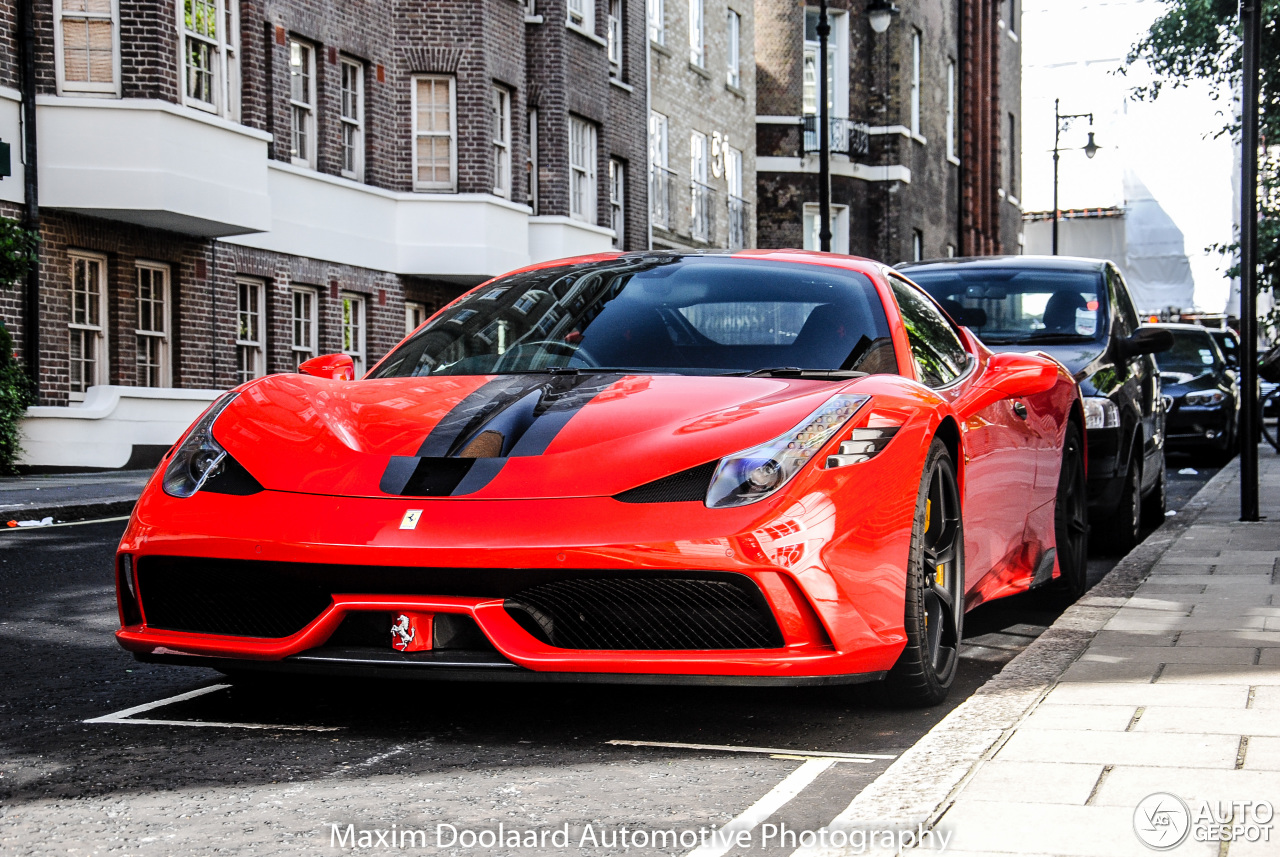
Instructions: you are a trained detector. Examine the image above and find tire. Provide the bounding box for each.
[1206,423,1237,467]
[1140,457,1167,529]
[1099,453,1142,556]
[882,438,964,707]
[1053,423,1089,602]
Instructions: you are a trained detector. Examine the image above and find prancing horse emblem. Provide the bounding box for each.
[391,614,415,651]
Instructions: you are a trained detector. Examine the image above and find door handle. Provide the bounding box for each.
[1012,401,1028,420]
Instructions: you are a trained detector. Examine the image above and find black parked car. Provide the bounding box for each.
[1209,327,1241,371]
[898,256,1172,553]
[1153,324,1239,463]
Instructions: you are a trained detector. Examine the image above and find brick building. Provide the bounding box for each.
[754,0,1022,262]
[0,0,649,430]
[646,0,755,250]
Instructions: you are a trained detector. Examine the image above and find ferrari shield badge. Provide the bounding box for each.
[391,612,433,652]
[400,509,423,530]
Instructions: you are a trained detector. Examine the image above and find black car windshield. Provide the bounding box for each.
[1157,329,1223,378]
[369,255,897,377]
[903,266,1108,345]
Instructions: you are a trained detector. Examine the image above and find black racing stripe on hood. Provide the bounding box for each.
[382,373,624,497]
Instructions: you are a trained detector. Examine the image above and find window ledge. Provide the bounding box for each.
[650,39,671,57]
[688,61,712,80]
[609,77,635,93]
[997,188,1006,199]
[1008,29,1019,43]
[524,14,543,24]
[567,22,607,48]
[1007,195,1021,208]
[725,82,745,99]
[911,132,927,146]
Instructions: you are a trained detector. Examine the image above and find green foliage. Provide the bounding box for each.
[0,216,38,288]
[0,323,32,474]
[1127,1,1280,328]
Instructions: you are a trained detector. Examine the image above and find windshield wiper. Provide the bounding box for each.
[734,367,868,380]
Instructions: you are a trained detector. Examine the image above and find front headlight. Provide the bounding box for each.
[1082,396,1120,429]
[705,394,869,509]
[162,393,240,498]
[1184,390,1226,407]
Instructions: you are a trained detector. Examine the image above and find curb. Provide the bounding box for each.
[0,498,137,525]
[797,458,1242,854]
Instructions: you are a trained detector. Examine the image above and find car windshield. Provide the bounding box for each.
[369,255,897,378]
[903,266,1107,345]
[1157,329,1222,378]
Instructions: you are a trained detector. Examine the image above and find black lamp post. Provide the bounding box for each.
[817,0,832,251]
[1051,98,1099,255]
[1239,0,1261,522]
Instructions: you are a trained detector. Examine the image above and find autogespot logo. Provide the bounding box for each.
[1134,793,1192,850]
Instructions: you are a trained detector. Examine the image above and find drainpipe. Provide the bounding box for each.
[17,0,40,395]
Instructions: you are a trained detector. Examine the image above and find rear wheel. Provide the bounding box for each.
[1140,458,1167,529]
[1053,423,1089,602]
[882,438,964,707]
[1100,453,1141,555]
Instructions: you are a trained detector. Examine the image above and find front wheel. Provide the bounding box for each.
[1052,423,1089,602]
[882,438,964,707]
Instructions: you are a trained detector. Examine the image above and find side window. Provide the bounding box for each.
[1110,266,1139,336]
[890,277,970,388]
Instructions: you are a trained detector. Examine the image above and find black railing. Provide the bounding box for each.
[650,165,675,230]
[691,181,715,243]
[727,195,749,250]
[802,115,871,158]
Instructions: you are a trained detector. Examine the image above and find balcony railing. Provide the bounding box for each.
[728,195,749,250]
[690,180,715,244]
[802,115,871,158]
[650,164,675,230]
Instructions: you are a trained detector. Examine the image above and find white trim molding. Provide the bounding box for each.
[757,156,911,184]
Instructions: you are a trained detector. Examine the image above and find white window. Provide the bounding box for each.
[690,131,708,185]
[726,9,741,89]
[527,108,539,213]
[135,263,171,387]
[68,251,109,396]
[946,59,957,161]
[609,158,625,249]
[54,0,119,95]
[235,277,266,383]
[910,29,921,137]
[569,116,597,222]
[179,0,239,118]
[726,145,746,250]
[341,293,366,376]
[802,203,849,254]
[492,85,512,198]
[802,9,847,116]
[649,111,670,228]
[413,75,457,191]
[688,0,705,67]
[290,286,318,361]
[648,0,664,45]
[340,58,364,180]
[289,39,316,168]
[405,301,428,335]
[567,0,594,32]
[608,0,624,74]
[690,131,711,242]
[912,229,924,262]
[946,243,957,258]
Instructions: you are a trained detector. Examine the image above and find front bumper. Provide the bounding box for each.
[1165,406,1233,448]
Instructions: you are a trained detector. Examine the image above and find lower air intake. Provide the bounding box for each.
[504,576,784,650]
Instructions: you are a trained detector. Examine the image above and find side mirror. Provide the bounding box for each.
[983,351,1061,398]
[1123,327,1174,357]
[298,353,356,381]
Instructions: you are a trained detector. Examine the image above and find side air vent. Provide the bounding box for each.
[504,576,784,650]
[613,461,719,504]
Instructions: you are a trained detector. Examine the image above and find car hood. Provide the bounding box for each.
[213,373,863,500]
[1161,370,1222,398]
[985,340,1106,380]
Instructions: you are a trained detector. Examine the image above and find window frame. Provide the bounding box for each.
[405,301,428,336]
[288,38,317,169]
[412,74,458,192]
[134,261,172,388]
[802,9,847,117]
[726,8,741,89]
[569,116,598,223]
[648,0,664,45]
[946,59,957,162]
[1007,111,1019,201]
[567,0,594,32]
[290,285,319,363]
[339,57,365,181]
[802,202,849,254]
[688,0,705,67]
[527,108,539,213]
[177,0,240,118]
[608,0,624,74]
[340,292,367,377]
[54,0,121,96]
[910,28,922,137]
[492,84,512,198]
[888,274,974,389]
[609,158,625,249]
[235,276,266,383]
[67,250,110,398]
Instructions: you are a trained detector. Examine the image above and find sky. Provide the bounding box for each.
[1021,0,1236,312]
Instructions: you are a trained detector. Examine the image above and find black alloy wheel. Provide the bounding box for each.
[1052,423,1089,602]
[883,438,964,707]
[1101,452,1142,555]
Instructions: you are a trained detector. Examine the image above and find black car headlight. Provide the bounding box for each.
[1184,390,1226,407]
[162,393,240,498]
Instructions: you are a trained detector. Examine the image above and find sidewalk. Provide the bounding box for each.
[0,470,150,523]
[807,447,1280,857]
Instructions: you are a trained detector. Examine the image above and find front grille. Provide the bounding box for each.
[137,558,332,638]
[613,461,718,504]
[504,576,784,650]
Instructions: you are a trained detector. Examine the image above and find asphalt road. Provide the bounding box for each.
[0,459,1219,856]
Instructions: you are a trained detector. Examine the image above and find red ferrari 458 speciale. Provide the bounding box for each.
[115,250,1086,705]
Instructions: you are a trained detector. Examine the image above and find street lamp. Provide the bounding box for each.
[868,0,899,35]
[1052,98,1100,255]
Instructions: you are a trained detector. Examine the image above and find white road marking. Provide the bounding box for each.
[84,683,342,732]
[0,515,131,532]
[608,739,895,762]
[684,758,838,857]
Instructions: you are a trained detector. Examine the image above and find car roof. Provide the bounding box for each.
[897,255,1109,273]
[1148,323,1217,334]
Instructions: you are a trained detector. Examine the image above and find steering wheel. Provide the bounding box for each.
[494,339,600,371]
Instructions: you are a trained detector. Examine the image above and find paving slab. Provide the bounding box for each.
[954,760,1105,806]
[1157,664,1280,685]
[1091,765,1280,807]
[992,729,1240,768]
[1132,706,1280,737]
[1080,646,1259,665]
[1241,736,1280,771]
[1018,704,1136,732]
